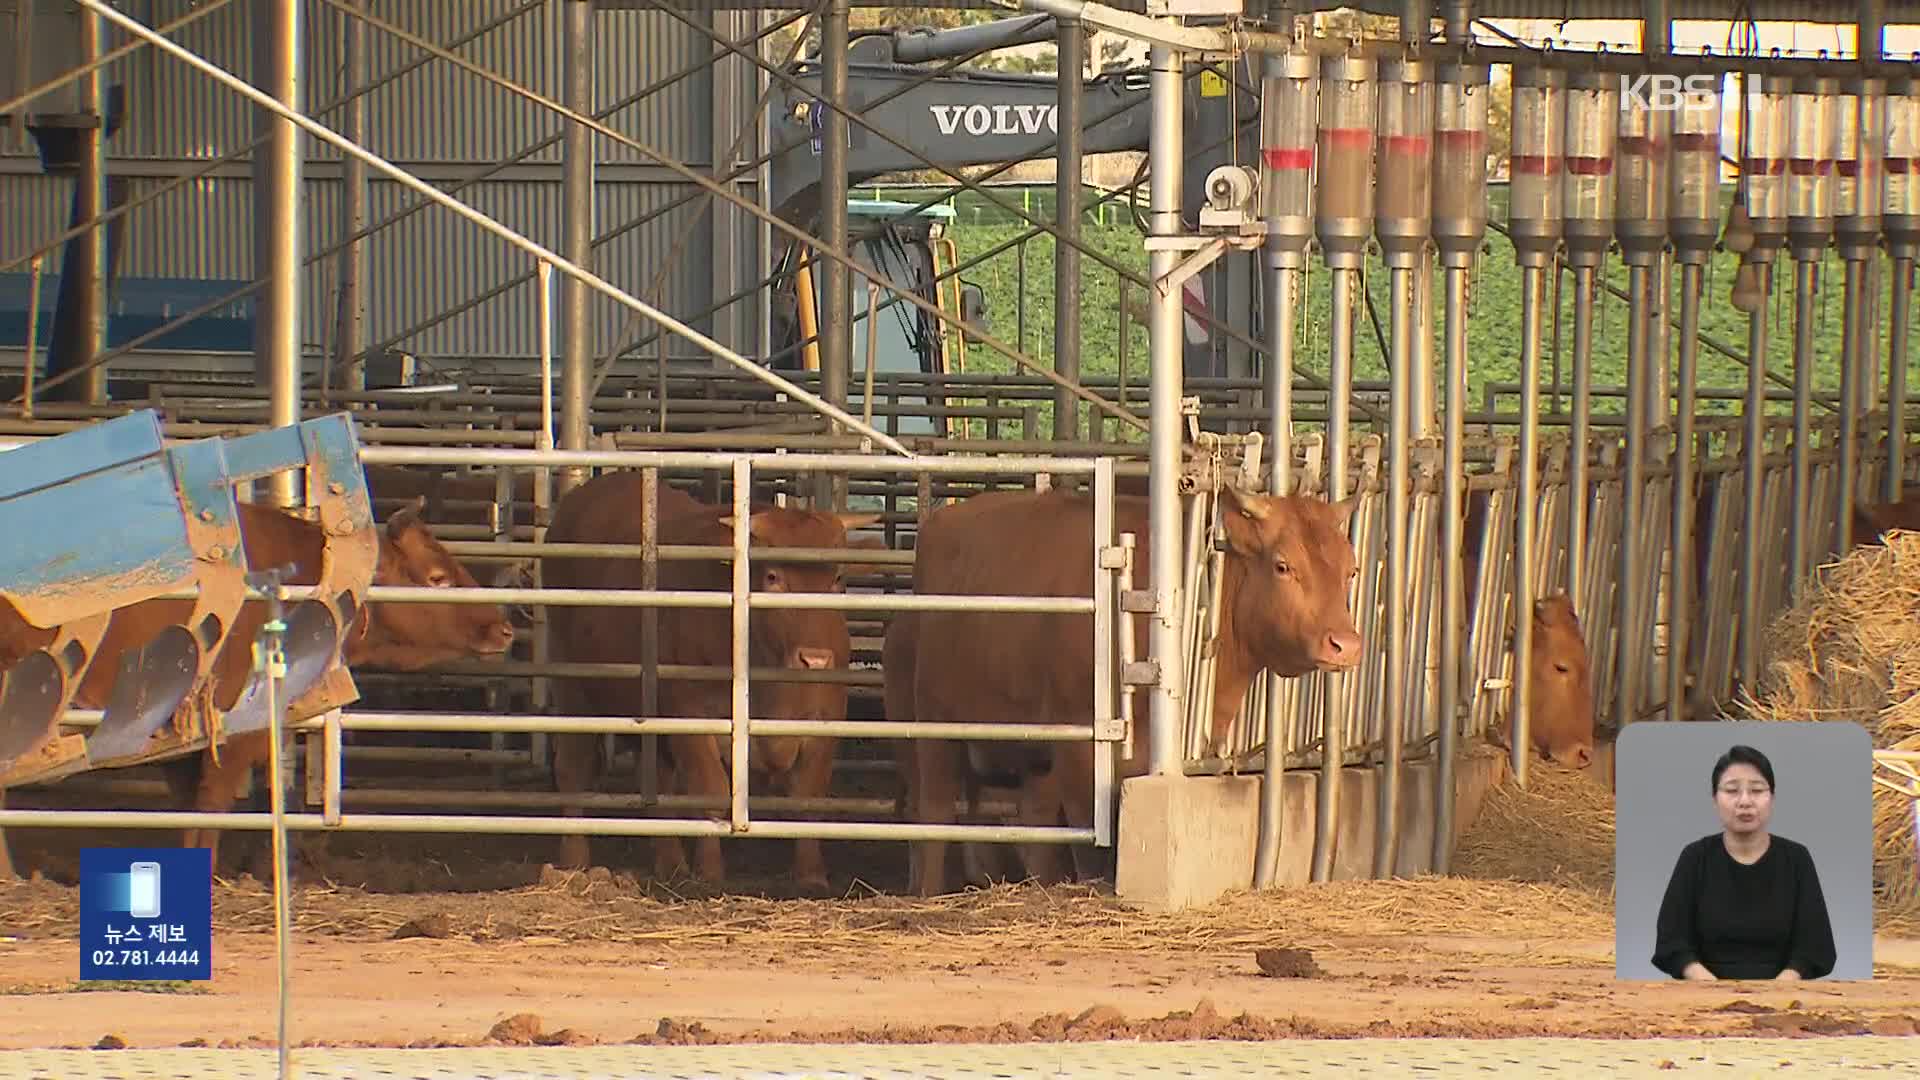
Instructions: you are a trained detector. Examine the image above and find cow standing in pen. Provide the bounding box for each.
[891,482,1365,897]
[542,470,876,893]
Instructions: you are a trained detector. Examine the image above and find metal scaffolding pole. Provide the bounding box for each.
[560,0,596,497]
[254,0,303,507]
[1055,14,1085,443]
[337,0,369,394]
[1146,44,1186,778]
[76,0,912,456]
[69,4,109,405]
[819,0,852,509]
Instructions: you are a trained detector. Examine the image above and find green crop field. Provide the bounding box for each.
[877,183,1920,440]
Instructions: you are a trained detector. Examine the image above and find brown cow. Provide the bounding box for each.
[162,497,517,870]
[896,484,1363,896]
[0,498,515,879]
[1852,488,1920,547]
[1458,493,1601,762]
[543,470,876,891]
[1517,593,1595,768]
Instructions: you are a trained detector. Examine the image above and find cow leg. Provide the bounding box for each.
[650,750,692,883]
[672,733,732,886]
[181,744,260,877]
[1050,741,1112,884]
[908,740,963,897]
[784,736,837,896]
[549,732,601,870]
[957,770,1002,887]
[1013,763,1068,885]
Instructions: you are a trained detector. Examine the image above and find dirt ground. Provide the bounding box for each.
[3,865,1920,1051]
[4,752,1918,1050]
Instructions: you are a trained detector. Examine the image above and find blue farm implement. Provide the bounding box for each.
[0,411,377,788]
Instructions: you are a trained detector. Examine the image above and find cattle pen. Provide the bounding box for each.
[4,0,1920,1071]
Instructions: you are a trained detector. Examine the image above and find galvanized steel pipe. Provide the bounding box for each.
[560,0,595,496]
[1668,255,1706,722]
[1311,50,1374,880]
[820,0,852,507]
[255,0,303,505]
[1147,44,1187,778]
[1253,35,1315,889]
[1055,15,1084,443]
[337,0,369,394]
[1373,52,1430,878]
[1789,259,1820,585]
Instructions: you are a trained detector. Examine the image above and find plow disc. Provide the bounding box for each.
[0,413,244,783]
[0,411,377,787]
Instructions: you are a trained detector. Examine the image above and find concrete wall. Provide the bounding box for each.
[1116,742,1513,910]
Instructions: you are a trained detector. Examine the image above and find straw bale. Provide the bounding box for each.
[1731,530,1920,928]
[1453,762,1617,900]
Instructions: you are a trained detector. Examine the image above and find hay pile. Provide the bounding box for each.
[1735,529,1920,930]
[1453,762,1618,900]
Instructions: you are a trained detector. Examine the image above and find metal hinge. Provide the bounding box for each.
[1121,590,1156,613]
[1122,660,1160,686]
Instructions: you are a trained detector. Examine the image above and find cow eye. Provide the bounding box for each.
[762,568,781,589]
[1273,557,1292,576]
[426,568,451,587]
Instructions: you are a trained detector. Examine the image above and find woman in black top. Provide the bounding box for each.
[1651,744,1838,981]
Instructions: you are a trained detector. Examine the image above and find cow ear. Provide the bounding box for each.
[387,496,426,540]
[1324,497,1358,532]
[1217,486,1269,556]
[1219,484,1270,521]
[835,512,882,532]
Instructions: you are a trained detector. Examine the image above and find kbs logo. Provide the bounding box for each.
[1617,73,1744,112]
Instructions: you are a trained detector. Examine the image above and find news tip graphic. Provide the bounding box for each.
[79,847,213,981]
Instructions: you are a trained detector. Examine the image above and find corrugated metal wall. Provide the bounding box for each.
[1,0,765,362]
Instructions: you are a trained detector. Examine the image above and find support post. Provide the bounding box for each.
[337,0,369,394]
[72,3,108,405]
[1435,262,1467,872]
[560,0,596,497]
[1644,0,1673,430]
[819,0,852,510]
[1054,14,1085,444]
[255,0,303,507]
[1568,266,1594,607]
[1116,44,1223,914]
[1892,259,1914,502]
[1146,44,1186,779]
[1669,259,1704,722]
[1615,265,1650,733]
[1789,259,1819,585]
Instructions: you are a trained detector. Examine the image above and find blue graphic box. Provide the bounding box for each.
[79,847,213,981]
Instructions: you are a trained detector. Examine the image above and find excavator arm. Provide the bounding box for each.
[764,13,1272,389]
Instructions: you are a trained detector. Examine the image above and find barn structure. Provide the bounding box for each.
[1,0,1917,913]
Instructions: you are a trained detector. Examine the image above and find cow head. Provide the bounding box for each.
[718,506,882,719]
[1216,485,1363,677]
[348,497,517,671]
[1524,593,1594,769]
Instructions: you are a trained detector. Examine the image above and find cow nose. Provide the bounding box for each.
[794,647,834,670]
[1571,745,1592,769]
[1319,628,1362,668]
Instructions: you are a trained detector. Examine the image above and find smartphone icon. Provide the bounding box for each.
[128,862,162,919]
